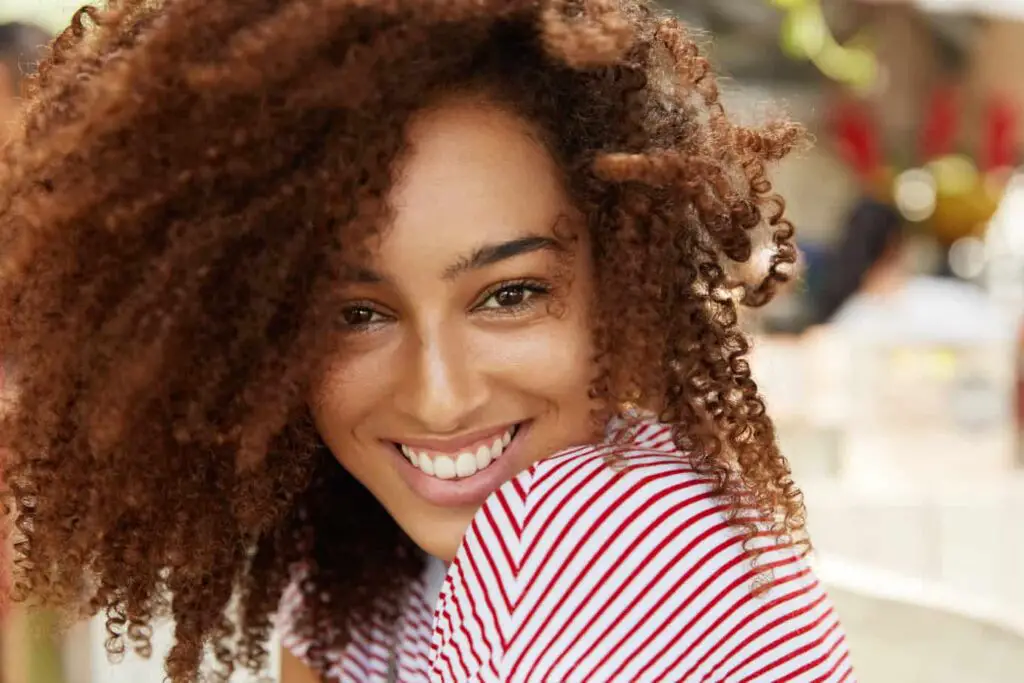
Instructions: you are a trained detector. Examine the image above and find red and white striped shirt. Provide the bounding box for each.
[280,421,855,682]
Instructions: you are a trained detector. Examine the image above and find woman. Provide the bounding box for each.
[0,1,852,681]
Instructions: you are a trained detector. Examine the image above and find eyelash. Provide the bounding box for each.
[475,279,551,317]
[338,279,552,332]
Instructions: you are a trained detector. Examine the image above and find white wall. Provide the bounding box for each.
[0,1,79,29]
[807,477,1024,639]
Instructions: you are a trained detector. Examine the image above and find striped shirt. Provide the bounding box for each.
[280,421,854,682]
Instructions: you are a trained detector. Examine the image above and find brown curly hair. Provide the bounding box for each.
[0,1,806,680]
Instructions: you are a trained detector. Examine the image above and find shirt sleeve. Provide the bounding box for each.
[277,573,401,683]
[496,444,855,683]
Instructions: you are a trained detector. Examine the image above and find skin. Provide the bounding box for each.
[281,649,321,683]
[309,95,599,566]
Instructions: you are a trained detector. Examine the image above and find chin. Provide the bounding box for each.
[402,507,476,563]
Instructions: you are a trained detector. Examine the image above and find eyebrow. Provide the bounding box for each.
[345,234,561,284]
[347,266,385,283]
[442,235,559,280]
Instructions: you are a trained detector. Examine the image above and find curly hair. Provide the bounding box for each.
[0,1,806,680]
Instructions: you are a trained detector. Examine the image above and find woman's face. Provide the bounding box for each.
[311,97,598,561]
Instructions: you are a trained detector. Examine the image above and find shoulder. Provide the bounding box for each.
[466,422,715,578]
[494,422,854,681]
[518,421,725,557]
[514,422,737,590]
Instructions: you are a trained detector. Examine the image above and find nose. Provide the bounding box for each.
[393,326,489,433]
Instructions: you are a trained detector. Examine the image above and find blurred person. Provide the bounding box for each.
[0,22,50,145]
[0,3,854,683]
[811,197,1012,343]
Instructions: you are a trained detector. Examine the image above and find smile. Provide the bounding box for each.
[394,424,520,480]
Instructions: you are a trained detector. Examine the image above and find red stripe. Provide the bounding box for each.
[430,572,453,647]
[676,575,823,680]
[515,484,722,676]
[526,444,596,492]
[651,562,810,680]
[517,457,612,574]
[607,423,661,450]
[616,557,805,681]
[737,618,842,683]
[526,439,674,529]
[542,441,599,464]
[801,627,851,682]
[511,476,527,502]
[628,422,669,447]
[449,558,488,677]
[337,645,370,679]
[544,512,737,677]
[523,449,609,531]
[515,466,709,622]
[712,589,828,680]
[339,660,367,681]
[645,435,679,452]
[345,634,376,664]
[396,640,421,666]
[494,485,522,539]
[520,457,712,589]
[404,609,432,636]
[432,582,460,679]
[402,659,431,679]
[576,522,748,677]
[459,527,506,653]
[432,572,471,681]
[479,502,516,613]
[814,649,853,683]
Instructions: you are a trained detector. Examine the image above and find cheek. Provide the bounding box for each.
[309,353,389,453]
[489,270,596,401]
[479,314,595,401]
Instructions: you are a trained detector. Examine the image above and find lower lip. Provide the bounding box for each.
[391,422,532,508]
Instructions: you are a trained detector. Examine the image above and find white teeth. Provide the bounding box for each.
[433,455,456,480]
[476,444,493,470]
[456,452,478,478]
[418,451,434,476]
[399,424,519,480]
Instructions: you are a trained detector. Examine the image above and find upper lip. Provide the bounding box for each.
[390,422,520,453]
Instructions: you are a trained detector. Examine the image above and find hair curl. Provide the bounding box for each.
[0,1,806,680]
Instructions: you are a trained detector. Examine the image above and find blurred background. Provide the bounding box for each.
[2,0,1024,681]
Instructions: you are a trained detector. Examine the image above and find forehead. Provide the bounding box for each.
[375,97,571,264]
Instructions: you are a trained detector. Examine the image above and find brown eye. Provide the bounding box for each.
[477,282,550,312]
[341,306,381,327]
[494,285,527,307]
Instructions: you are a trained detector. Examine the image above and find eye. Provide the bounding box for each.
[340,305,387,328]
[476,281,550,312]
